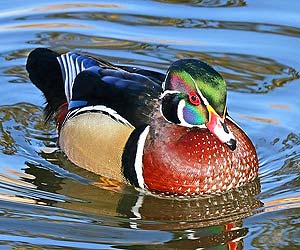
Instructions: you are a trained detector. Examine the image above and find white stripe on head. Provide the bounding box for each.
[187,72,209,106]
[134,125,150,189]
[162,71,170,91]
[162,81,166,91]
[159,90,181,99]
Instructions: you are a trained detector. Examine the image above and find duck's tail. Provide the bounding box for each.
[26,48,66,122]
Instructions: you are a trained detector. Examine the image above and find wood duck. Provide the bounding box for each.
[26,48,258,196]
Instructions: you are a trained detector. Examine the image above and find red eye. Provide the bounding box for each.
[188,92,201,106]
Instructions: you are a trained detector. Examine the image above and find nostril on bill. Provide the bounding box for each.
[221,121,229,134]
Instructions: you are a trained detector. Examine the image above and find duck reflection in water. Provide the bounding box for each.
[24,155,262,250]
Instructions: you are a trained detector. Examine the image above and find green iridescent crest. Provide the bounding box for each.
[161,58,237,151]
[164,59,227,118]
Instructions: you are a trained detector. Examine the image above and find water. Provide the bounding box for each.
[0,0,299,249]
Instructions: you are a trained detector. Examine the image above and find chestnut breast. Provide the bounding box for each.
[143,117,258,195]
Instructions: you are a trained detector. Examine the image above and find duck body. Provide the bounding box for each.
[143,117,257,195]
[26,48,258,196]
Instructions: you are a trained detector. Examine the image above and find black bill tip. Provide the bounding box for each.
[226,138,237,151]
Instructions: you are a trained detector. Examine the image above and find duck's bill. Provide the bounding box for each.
[206,105,236,151]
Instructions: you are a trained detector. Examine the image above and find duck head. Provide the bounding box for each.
[160,59,236,151]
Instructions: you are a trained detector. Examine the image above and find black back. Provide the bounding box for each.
[26,48,164,126]
[26,48,66,121]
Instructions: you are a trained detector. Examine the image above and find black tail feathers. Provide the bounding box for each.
[26,48,66,121]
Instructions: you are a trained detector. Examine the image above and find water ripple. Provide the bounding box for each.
[0,0,300,249]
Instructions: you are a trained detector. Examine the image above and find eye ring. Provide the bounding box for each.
[188,92,201,106]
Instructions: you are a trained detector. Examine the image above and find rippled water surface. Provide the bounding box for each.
[0,0,300,249]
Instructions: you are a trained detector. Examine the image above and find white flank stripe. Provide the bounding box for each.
[67,105,133,127]
[134,125,150,188]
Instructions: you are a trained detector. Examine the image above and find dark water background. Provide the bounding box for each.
[0,0,300,249]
